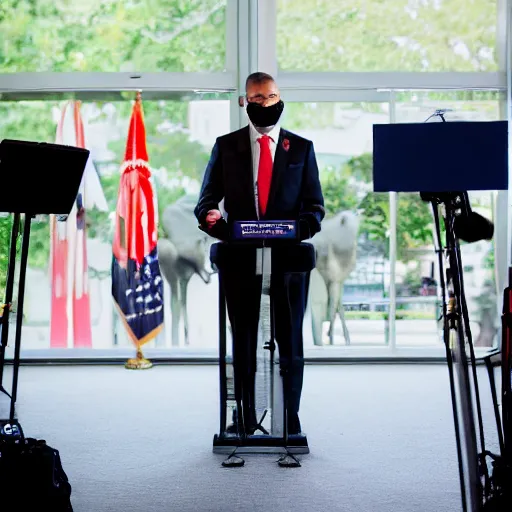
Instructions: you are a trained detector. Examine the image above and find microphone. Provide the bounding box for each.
[420,191,494,243]
[454,211,494,243]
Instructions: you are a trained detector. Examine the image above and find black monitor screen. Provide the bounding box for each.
[373,121,508,193]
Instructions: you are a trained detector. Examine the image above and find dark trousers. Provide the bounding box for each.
[221,270,310,432]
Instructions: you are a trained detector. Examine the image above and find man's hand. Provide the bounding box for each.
[206,209,222,228]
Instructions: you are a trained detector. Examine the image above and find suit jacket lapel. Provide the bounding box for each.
[267,129,288,217]
[236,126,257,217]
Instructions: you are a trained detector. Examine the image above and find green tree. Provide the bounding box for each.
[0,216,15,298]
[0,0,229,296]
[321,169,359,214]
[277,0,498,72]
[86,172,187,243]
[0,94,218,294]
[0,0,500,314]
[322,154,433,259]
[106,97,212,184]
[0,0,226,72]
[474,249,498,347]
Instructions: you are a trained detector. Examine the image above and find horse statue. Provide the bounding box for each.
[158,194,214,346]
[309,210,359,346]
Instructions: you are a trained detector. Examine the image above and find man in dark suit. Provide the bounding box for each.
[195,72,324,435]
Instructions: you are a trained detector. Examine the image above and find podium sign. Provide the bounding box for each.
[232,220,297,240]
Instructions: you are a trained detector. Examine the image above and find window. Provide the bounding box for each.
[0,95,231,351]
[1,2,507,360]
[277,0,499,72]
[0,0,228,72]
[394,90,503,349]
[284,102,391,348]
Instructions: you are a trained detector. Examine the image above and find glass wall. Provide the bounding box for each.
[0,96,230,352]
[0,0,228,72]
[283,102,391,348]
[0,0,509,359]
[393,90,504,350]
[277,0,499,72]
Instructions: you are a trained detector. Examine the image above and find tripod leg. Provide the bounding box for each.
[447,218,482,510]
[484,357,504,457]
[501,283,512,464]
[0,214,20,397]
[432,203,468,512]
[9,215,31,421]
[456,243,491,493]
[446,332,469,512]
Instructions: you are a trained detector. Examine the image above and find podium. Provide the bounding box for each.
[0,139,89,429]
[210,220,313,467]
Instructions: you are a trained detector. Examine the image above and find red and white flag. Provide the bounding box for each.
[111,92,164,346]
[49,101,107,348]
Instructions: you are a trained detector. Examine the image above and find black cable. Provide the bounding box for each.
[424,109,448,124]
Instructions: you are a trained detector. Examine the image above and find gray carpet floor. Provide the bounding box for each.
[1,364,502,512]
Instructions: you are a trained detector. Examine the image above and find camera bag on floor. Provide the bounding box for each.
[0,425,73,511]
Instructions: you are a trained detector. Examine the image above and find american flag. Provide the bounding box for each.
[111,93,164,346]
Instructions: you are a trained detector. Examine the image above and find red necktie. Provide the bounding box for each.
[257,135,273,216]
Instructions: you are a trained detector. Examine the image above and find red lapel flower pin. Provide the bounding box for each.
[282,138,290,152]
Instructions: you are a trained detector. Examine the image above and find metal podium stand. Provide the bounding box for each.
[0,139,89,434]
[211,220,310,467]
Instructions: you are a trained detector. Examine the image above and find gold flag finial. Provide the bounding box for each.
[125,346,153,370]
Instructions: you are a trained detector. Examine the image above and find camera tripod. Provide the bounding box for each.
[428,193,509,511]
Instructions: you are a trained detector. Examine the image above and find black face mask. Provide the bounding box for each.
[246,100,284,128]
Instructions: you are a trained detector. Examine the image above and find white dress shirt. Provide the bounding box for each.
[249,122,280,219]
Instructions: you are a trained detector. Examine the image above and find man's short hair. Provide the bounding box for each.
[245,72,275,90]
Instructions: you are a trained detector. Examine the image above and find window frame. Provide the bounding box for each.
[0,0,509,360]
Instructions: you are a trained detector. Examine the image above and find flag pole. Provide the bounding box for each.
[125,344,153,370]
[111,89,162,370]
[125,90,152,370]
